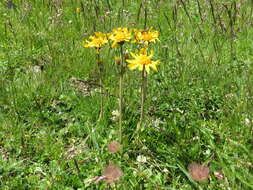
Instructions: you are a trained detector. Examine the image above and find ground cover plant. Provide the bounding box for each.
[0,0,253,189]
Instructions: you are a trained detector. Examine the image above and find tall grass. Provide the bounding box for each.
[0,0,252,189]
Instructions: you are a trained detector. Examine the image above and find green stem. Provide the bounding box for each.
[136,1,143,24]
[73,158,82,180]
[140,65,147,127]
[119,46,124,143]
[97,53,103,121]
[99,77,103,120]
[144,1,147,29]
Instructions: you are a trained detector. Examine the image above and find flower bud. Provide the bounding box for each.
[114,56,121,65]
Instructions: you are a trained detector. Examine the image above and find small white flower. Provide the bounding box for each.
[152,118,163,128]
[152,97,157,101]
[105,11,112,15]
[142,146,148,150]
[111,110,120,121]
[32,65,42,73]
[112,110,120,117]
[245,118,251,126]
[163,168,169,173]
[137,155,147,163]
[225,93,234,98]
[203,149,211,156]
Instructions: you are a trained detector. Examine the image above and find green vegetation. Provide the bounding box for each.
[0,0,253,189]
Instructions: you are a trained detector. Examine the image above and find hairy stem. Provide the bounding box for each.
[73,158,82,180]
[119,46,124,143]
[144,1,147,29]
[97,53,104,121]
[140,65,147,130]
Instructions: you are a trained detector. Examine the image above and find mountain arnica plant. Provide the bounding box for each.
[84,27,160,143]
[1,1,252,189]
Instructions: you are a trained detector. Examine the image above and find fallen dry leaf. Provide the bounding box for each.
[107,141,121,153]
[188,162,210,183]
[102,162,123,183]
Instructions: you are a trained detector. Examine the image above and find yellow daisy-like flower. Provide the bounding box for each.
[76,8,81,13]
[133,28,159,45]
[126,48,160,74]
[83,32,108,52]
[109,27,131,48]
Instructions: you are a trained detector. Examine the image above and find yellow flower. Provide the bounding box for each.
[76,8,81,13]
[83,32,108,52]
[109,27,131,48]
[126,48,160,74]
[133,28,159,45]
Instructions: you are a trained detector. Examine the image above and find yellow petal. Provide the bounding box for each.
[153,60,160,66]
[138,64,144,71]
[145,65,150,74]
[140,48,147,55]
[83,41,90,48]
[149,50,154,58]
[130,52,138,59]
[149,64,158,72]
[111,42,118,48]
[128,63,139,70]
[126,59,136,64]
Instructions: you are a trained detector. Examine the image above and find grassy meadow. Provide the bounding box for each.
[0,0,253,189]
